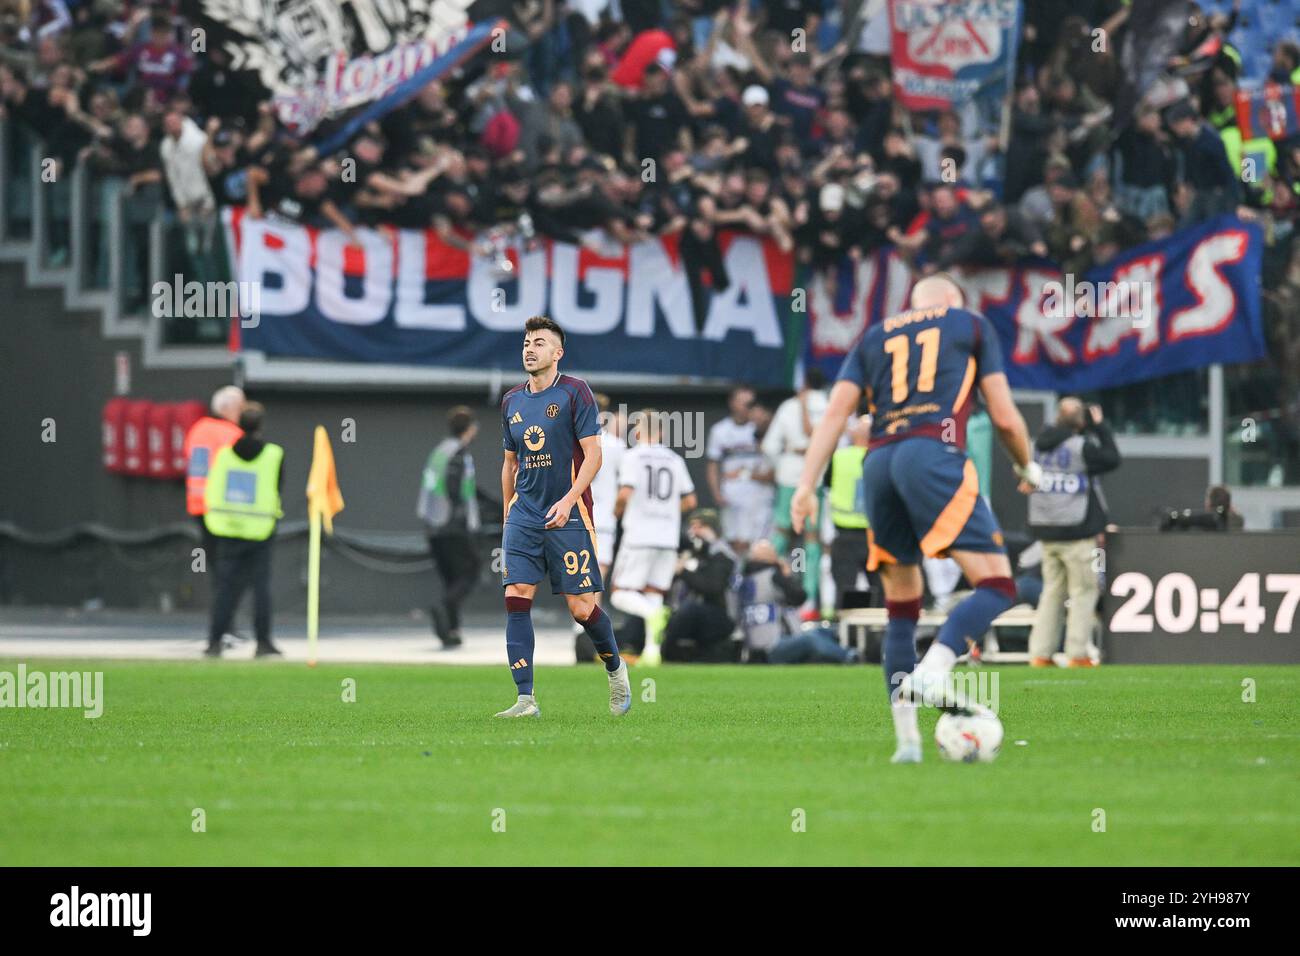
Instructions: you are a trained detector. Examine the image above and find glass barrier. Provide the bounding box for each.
[39,164,72,269]
[112,179,162,318]
[1084,369,1209,436]
[1224,361,1300,488]
[3,121,34,241]
[159,213,230,345]
[79,164,113,291]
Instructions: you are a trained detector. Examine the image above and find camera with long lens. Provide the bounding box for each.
[1158,506,1229,531]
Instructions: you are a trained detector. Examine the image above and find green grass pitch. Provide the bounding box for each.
[1,659,1297,866]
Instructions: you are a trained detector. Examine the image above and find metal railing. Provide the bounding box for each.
[0,118,233,361]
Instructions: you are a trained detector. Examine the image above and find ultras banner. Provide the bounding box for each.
[888,0,1022,113]
[806,214,1267,392]
[222,208,799,387]
[183,0,477,136]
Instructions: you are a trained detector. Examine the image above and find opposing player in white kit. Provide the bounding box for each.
[610,410,697,664]
[706,386,773,555]
[574,394,628,660]
[589,394,627,587]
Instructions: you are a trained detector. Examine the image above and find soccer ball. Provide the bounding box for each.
[934,707,1004,763]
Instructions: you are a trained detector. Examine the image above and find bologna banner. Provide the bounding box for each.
[888,0,1022,113]
[222,208,799,388]
[224,210,1263,392]
[806,214,1267,392]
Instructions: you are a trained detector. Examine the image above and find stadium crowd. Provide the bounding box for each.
[3,2,1300,290]
[2,2,1298,448]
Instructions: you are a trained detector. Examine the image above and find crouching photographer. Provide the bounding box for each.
[661,509,738,663]
[740,540,858,664]
[1159,484,1245,531]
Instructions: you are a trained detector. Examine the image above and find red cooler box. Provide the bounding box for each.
[121,400,152,476]
[147,402,176,478]
[102,397,130,473]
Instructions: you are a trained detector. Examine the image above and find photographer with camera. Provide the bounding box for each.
[660,509,738,663]
[1027,398,1121,668]
[1160,484,1245,531]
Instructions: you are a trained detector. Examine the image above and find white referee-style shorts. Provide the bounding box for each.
[722,501,772,545]
[612,545,677,592]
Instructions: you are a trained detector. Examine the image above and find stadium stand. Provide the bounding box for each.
[1,0,1299,618]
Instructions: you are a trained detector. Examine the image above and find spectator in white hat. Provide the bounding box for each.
[739,83,779,172]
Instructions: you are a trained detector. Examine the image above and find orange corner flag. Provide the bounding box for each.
[306,425,344,533]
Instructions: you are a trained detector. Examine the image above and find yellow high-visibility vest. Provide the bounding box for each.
[203,444,284,540]
[829,446,869,530]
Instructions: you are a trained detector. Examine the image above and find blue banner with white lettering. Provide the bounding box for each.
[807,215,1267,392]
[223,209,797,387]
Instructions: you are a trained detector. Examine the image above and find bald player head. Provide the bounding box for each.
[909,274,965,310]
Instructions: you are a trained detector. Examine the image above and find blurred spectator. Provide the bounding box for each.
[798,182,860,273]
[661,508,737,663]
[763,366,829,612]
[183,385,246,591]
[88,15,191,109]
[1042,170,1101,275]
[1113,103,1175,220]
[826,413,876,610]
[943,201,1047,268]
[912,183,980,271]
[1004,83,1055,203]
[159,108,215,279]
[737,83,780,172]
[518,79,584,169]
[707,385,771,555]
[1205,484,1245,530]
[418,405,483,650]
[187,43,259,128]
[739,539,857,663]
[623,62,691,167]
[766,51,826,155]
[1027,398,1120,668]
[1167,99,1240,224]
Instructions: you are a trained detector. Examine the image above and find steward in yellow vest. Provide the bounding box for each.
[829,445,868,530]
[203,403,284,658]
[828,415,879,611]
[204,442,284,540]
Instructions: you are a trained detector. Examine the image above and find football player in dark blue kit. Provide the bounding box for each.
[496,315,631,718]
[790,275,1041,762]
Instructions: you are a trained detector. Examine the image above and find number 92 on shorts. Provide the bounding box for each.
[501,522,604,594]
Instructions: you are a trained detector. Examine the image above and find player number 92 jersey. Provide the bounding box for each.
[836,305,1003,451]
[502,373,600,529]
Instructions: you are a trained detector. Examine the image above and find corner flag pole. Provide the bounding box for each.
[307,507,322,667]
[305,425,344,668]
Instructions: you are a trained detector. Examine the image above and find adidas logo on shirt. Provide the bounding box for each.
[510,412,523,424]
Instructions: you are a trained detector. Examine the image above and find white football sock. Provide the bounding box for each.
[908,643,959,707]
[915,641,957,674]
[610,589,661,620]
[891,699,920,745]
